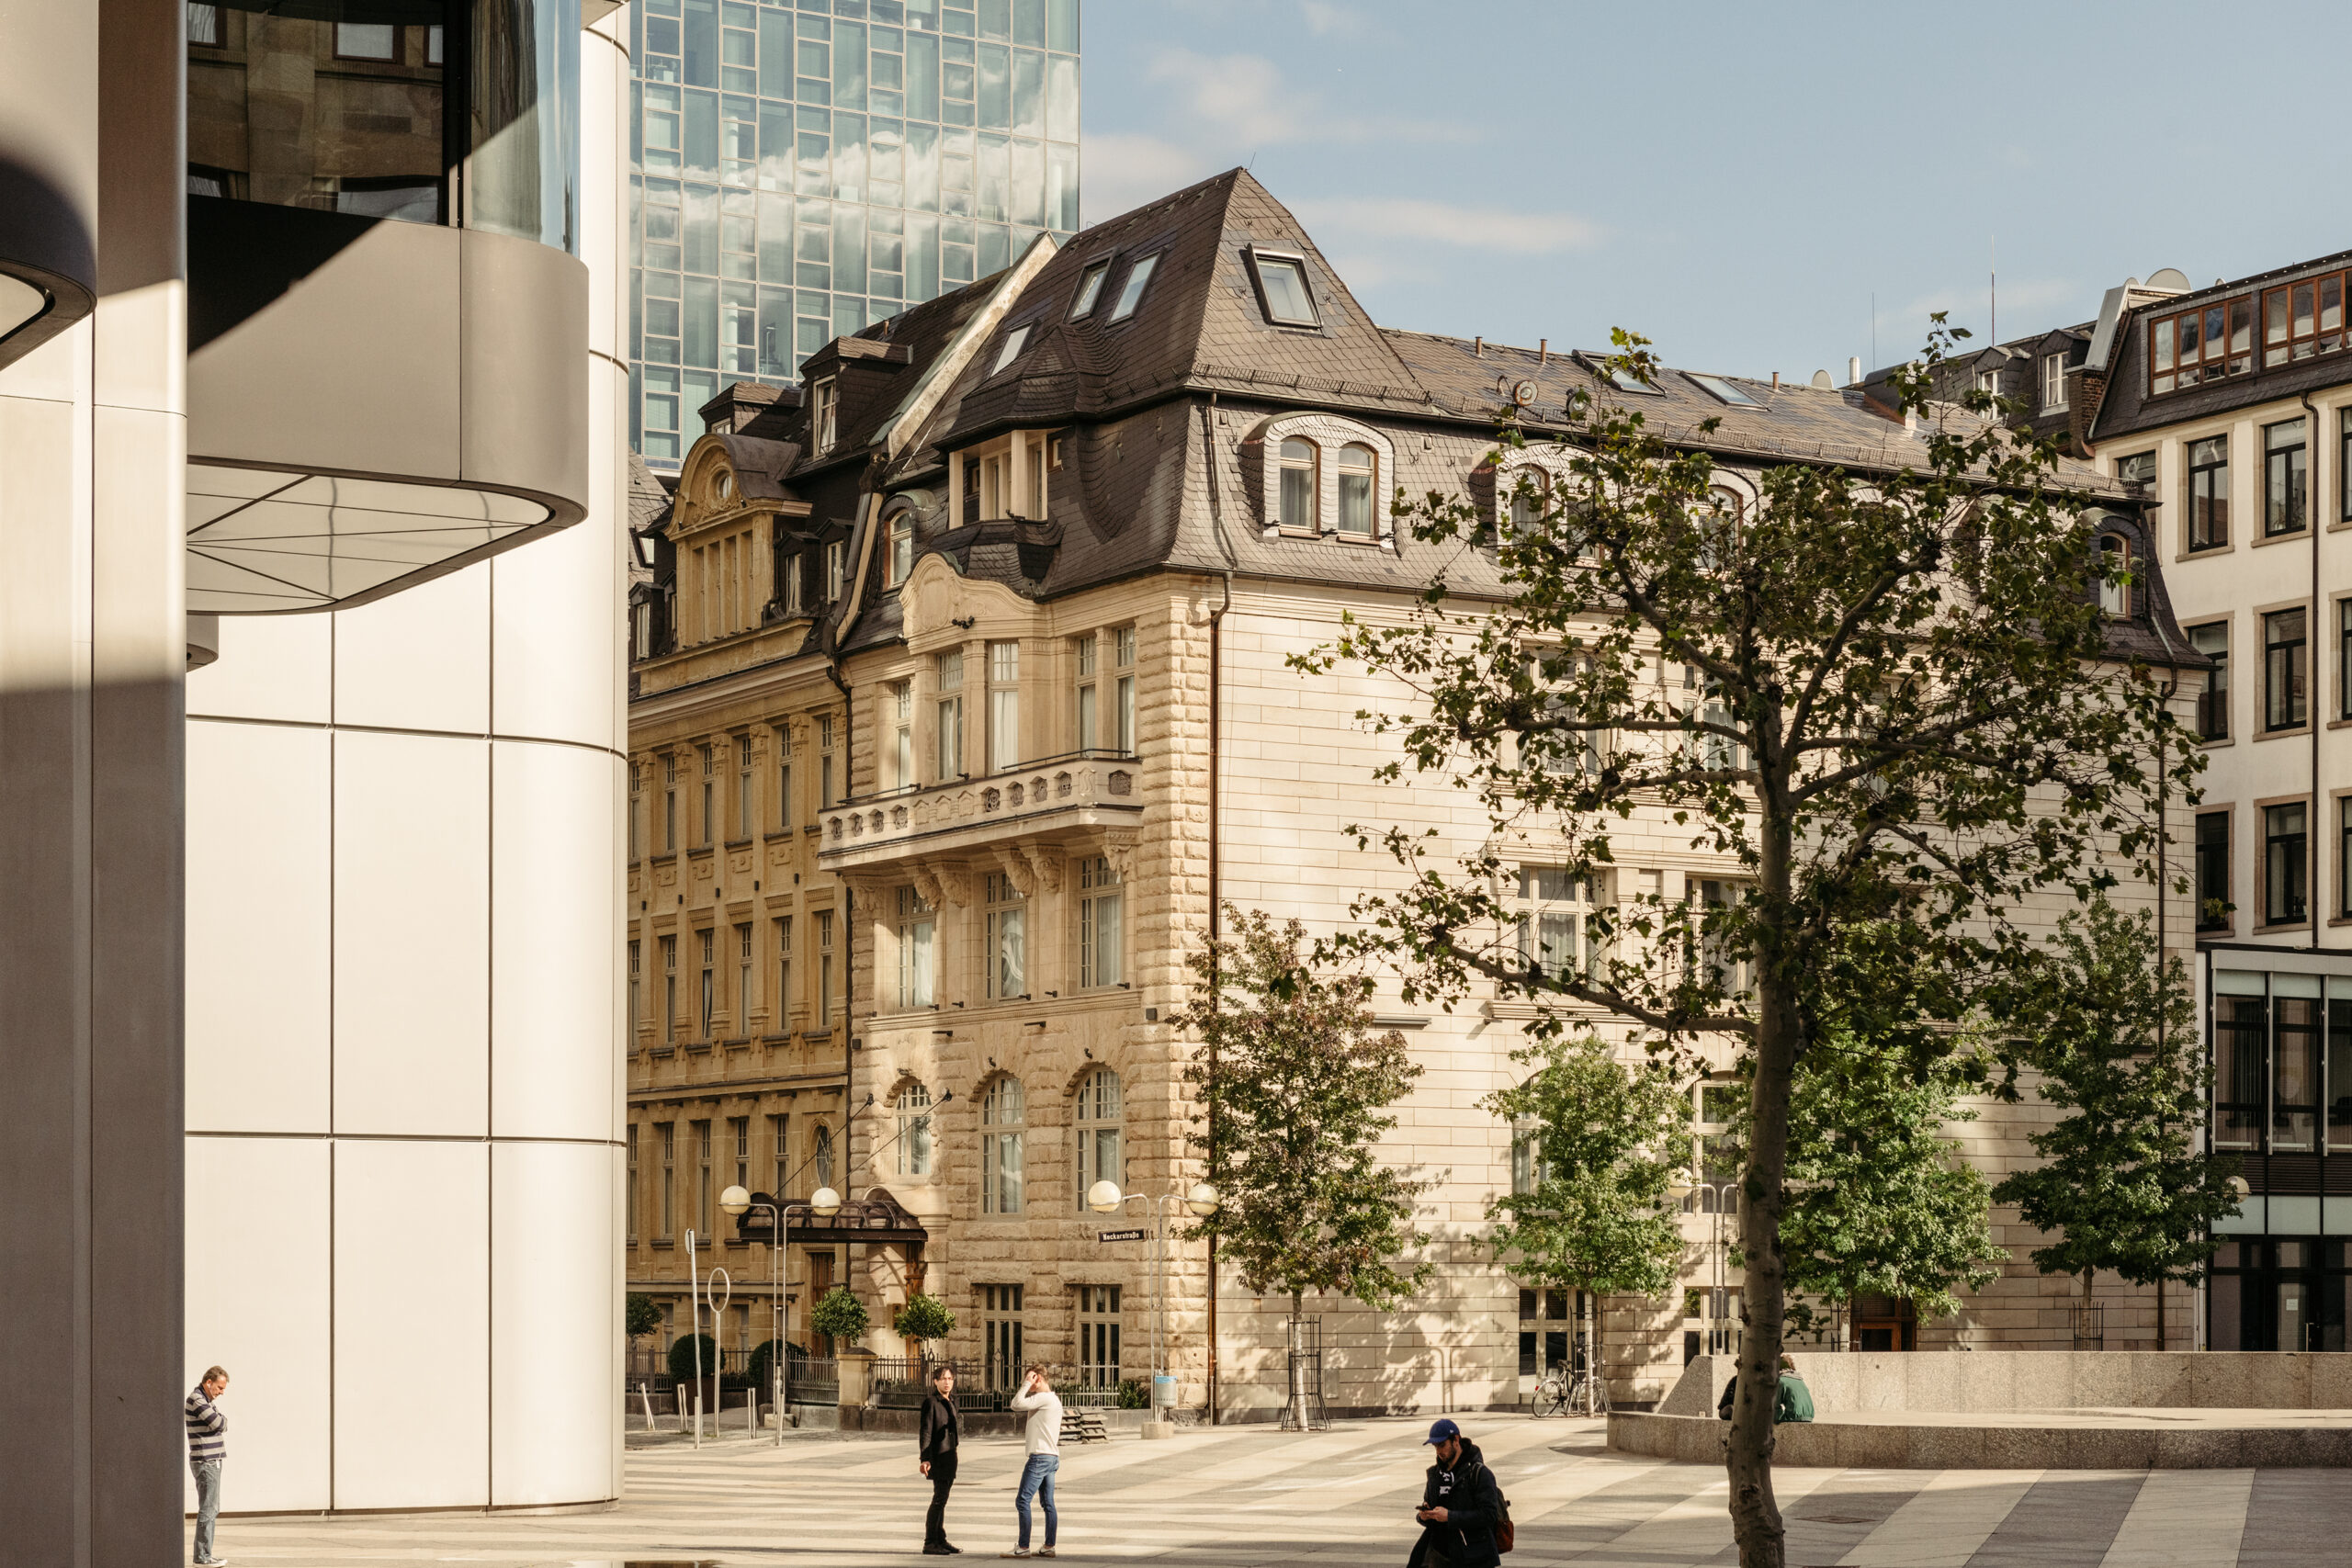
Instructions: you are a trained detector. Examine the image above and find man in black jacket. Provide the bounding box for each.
[1408,1419,1501,1568]
[918,1364,963,1555]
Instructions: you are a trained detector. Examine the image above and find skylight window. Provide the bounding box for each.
[1603,366,1659,395]
[991,323,1031,374]
[1069,259,1111,320]
[1246,248,1318,327]
[1685,373,1764,408]
[1108,254,1159,322]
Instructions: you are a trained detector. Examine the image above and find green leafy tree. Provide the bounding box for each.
[1751,1028,2005,1344]
[811,1285,870,1346]
[1300,328,2191,1566]
[1180,906,1437,1321]
[626,1291,662,1346]
[892,1292,956,1354]
[1991,897,2238,1347]
[1484,1032,1688,1394]
[666,1332,718,1387]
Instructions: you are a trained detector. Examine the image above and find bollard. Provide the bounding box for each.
[640,1382,656,1433]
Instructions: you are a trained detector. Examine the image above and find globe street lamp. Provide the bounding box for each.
[1088,1179,1215,1428]
[722,1181,841,1441]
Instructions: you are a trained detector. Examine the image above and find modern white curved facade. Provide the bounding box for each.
[179,6,632,1517]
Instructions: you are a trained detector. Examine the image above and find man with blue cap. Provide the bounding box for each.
[1407,1417,1503,1568]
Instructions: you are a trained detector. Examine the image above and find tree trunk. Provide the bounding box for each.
[2156,1275,2166,1352]
[1727,806,1797,1568]
[1288,1291,1310,1433]
[1588,1289,1605,1416]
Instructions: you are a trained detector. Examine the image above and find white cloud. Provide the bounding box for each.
[1298,0,1360,37]
[1146,49,1306,146]
[1295,197,1604,256]
[1079,132,1219,227]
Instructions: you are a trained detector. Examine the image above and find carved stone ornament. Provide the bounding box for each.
[1101,829,1141,881]
[920,860,972,908]
[909,863,948,910]
[1018,841,1064,895]
[993,844,1036,899]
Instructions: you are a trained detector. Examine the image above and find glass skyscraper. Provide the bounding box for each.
[628,0,1081,466]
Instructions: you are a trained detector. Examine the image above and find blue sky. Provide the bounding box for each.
[1080,0,2349,378]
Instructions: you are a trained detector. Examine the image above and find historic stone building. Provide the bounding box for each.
[628,168,2206,1416]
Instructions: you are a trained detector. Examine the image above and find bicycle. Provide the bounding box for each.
[1530,1360,1609,1417]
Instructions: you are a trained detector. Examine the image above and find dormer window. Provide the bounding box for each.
[1337,444,1375,536]
[2041,352,2068,412]
[811,377,838,453]
[1278,439,1317,531]
[991,323,1031,375]
[2097,535,2132,618]
[1246,248,1318,328]
[1108,254,1159,322]
[1069,259,1111,320]
[887,508,915,587]
[825,539,847,602]
[713,469,734,501]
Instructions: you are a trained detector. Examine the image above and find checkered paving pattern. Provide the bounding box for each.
[194,1414,2346,1566]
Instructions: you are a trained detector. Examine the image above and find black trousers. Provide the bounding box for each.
[924,1450,958,1544]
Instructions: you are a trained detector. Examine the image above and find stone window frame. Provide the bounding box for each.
[1243,412,1398,549]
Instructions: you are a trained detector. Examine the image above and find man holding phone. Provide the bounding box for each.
[1408,1418,1502,1568]
[1003,1364,1063,1559]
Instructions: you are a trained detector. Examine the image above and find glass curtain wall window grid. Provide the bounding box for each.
[2151,297,2256,395]
[187,2,578,249]
[2267,418,2309,537]
[897,1081,933,1178]
[2187,435,2229,552]
[2262,272,2350,367]
[2267,608,2309,731]
[982,1076,1025,1214]
[2190,621,2229,741]
[1078,855,1122,988]
[2206,1239,2352,1354]
[2266,803,2310,927]
[1073,1066,1122,1211]
[627,1,1084,466]
[2210,970,2352,1159]
[984,871,1025,999]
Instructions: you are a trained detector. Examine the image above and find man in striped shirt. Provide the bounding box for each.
[186,1366,230,1566]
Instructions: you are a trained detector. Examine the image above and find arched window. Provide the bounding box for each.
[2098,534,2132,617]
[812,1122,835,1190]
[1337,443,1376,536]
[1074,1067,1123,1208]
[1279,438,1317,530]
[982,1076,1025,1213]
[887,508,915,587]
[1510,1111,1544,1196]
[897,1082,933,1178]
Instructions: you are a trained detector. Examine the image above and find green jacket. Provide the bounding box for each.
[1716,1372,1815,1425]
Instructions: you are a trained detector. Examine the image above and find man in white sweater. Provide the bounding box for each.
[1003,1365,1063,1558]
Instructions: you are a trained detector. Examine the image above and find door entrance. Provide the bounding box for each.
[2208,1238,2350,1350]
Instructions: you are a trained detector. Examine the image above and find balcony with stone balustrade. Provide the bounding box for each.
[815,750,1145,892]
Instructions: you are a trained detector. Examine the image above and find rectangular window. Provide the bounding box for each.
[2342,409,2352,524]
[2187,435,2229,551]
[1114,626,1136,753]
[988,639,1020,771]
[980,1283,1024,1391]
[1108,253,1158,321]
[2214,994,2265,1153]
[815,908,834,1024]
[699,927,716,1036]
[2196,812,2230,932]
[1697,878,1752,998]
[660,1122,676,1236]
[2344,798,2352,920]
[1074,632,1098,750]
[628,761,644,861]
[663,753,679,850]
[2342,602,2352,724]
[825,539,848,601]
[699,744,716,847]
[770,1112,789,1199]
[1076,1284,1123,1390]
[736,740,755,840]
[2267,803,2309,925]
[893,680,914,788]
[2262,273,2346,366]
[2041,351,2067,412]
[898,886,935,1008]
[334,21,398,60]
[984,871,1026,999]
[936,649,966,776]
[1338,443,1375,536]
[888,510,914,586]
[811,377,838,450]
[775,723,793,832]
[2266,418,2308,536]
[2267,608,2308,730]
[2151,297,2253,394]
[1246,248,1317,327]
[627,1122,639,1242]
[1068,257,1110,319]
[1079,856,1123,988]
[737,922,754,1032]
[2189,622,2228,740]
[695,1120,713,1236]
[187,4,223,48]
[819,713,837,808]
[2276,987,2322,1153]
[661,934,678,1038]
[730,1115,751,1193]
[774,916,793,1026]
[1515,867,1591,984]
[785,552,805,615]
[2114,449,2156,504]
[628,939,642,1032]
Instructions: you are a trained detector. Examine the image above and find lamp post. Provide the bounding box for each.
[682,1230,730,1447]
[722,1181,841,1442]
[1086,1179,1218,1430]
[1667,1171,1741,1358]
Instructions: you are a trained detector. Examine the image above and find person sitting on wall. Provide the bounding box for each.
[1717,1354,1815,1424]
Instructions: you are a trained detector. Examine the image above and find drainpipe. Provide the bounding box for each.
[2303,389,2324,953]
[1201,391,1238,1423]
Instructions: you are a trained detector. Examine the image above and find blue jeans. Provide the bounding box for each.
[1014,1452,1057,1551]
[191,1460,222,1562]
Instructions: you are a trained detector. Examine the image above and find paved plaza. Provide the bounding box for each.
[198,1414,2343,1567]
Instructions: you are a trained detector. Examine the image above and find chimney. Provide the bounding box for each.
[1538,338,1548,366]
[1848,355,1862,386]
[1771,371,1781,389]
[1474,335,1484,358]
